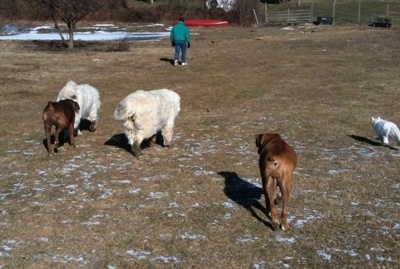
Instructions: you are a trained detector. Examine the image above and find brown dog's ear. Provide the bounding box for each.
[255,134,264,154]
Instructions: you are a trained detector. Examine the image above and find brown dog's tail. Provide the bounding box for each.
[267,157,281,178]
[268,157,280,168]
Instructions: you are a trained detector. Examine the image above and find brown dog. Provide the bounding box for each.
[43,99,80,156]
[256,133,297,231]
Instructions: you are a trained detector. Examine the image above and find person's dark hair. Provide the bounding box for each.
[178,16,184,22]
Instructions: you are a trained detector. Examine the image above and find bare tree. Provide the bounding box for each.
[35,0,109,49]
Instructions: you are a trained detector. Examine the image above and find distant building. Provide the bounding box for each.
[205,0,235,12]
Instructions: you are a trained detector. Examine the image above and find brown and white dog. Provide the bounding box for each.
[256,133,297,231]
[43,99,80,156]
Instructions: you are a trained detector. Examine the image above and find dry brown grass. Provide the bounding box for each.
[0,24,399,268]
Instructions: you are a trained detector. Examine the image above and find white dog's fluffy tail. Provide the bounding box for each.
[113,101,132,121]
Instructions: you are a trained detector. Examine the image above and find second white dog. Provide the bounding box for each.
[113,89,180,157]
[57,80,101,135]
[371,117,400,146]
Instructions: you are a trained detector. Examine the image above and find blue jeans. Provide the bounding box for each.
[174,42,187,63]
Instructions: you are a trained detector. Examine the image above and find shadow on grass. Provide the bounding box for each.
[42,120,98,154]
[43,135,60,154]
[104,132,165,156]
[160,57,175,66]
[104,133,134,155]
[79,119,96,132]
[348,134,398,150]
[218,171,273,230]
[42,130,71,154]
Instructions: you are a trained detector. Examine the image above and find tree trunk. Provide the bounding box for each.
[68,29,74,49]
[150,0,154,4]
[53,22,66,44]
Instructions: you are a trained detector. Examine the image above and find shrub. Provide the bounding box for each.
[232,0,263,26]
[106,39,130,52]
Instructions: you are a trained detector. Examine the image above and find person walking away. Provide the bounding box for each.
[170,17,191,66]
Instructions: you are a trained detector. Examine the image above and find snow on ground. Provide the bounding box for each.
[0,23,170,41]
[0,102,399,267]
[1,127,399,267]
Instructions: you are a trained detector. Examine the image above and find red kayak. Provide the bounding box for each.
[173,20,229,27]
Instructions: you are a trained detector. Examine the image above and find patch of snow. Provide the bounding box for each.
[151,255,181,264]
[222,201,236,209]
[169,202,179,208]
[128,188,141,194]
[224,213,232,219]
[126,249,151,260]
[2,245,12,251]
[82,222,101,226]
[98,191,113,200]
[146,192,168,200]
[317,250,331,260]
[376,256,394,262]
[176,233,206,240]
[236,235,258,244]
[274,235,295,244]
[276,260,290,268]
[112,179,131,184]
[328,169,347,175]
[253,261,266,269]
[0,25,170,41]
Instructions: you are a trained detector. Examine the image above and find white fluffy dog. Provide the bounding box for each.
[371,117,400,147]
[113,89,180,157]
[57,80,101,135]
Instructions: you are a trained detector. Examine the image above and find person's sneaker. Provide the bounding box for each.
[174,60,178,66]
[181,62,187,66]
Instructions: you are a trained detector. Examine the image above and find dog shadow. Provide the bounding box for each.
[42,131,71,154]
[160,57,175,66]
[348,134,398,150]
[79,119,95,132]
[218,171,273,229]
[104,132,165,156]
[42,120,96,154]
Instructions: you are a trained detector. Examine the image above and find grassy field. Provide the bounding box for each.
[0,23,399,268]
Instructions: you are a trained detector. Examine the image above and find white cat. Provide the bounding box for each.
[371,117,400,146]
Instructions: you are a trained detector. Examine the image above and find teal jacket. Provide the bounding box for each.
[170,21,191,43]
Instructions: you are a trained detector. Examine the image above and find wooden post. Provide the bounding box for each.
[265,2,268,23]
[358,0,361,24]
[311,0,314,23]
[253,9,259,24]
[332,0,336,24]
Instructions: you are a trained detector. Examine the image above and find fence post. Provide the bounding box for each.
[265,2,268,23]
[253,9,259,24]
[311,0,314,23]
[287,8,290,23]
[358,0,361,24]
[332,0,336,24]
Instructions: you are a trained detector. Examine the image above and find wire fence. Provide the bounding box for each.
[254,0,400,28]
